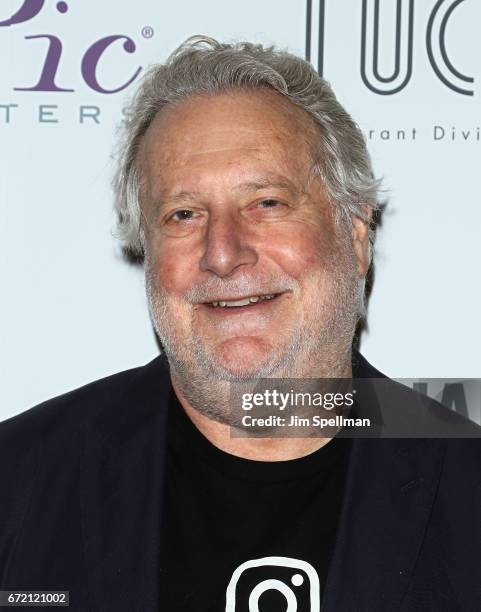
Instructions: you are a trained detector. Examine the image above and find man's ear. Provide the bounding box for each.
[351,204,372,277]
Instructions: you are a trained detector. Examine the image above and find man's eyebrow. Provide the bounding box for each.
[235,177,301,195]
[159,191,200,204]
[156,177,303,206]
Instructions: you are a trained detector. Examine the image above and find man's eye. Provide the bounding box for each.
[253,199,290,217]
[169,209,196,222]
[161,208,203,237]
[258,199,281,208]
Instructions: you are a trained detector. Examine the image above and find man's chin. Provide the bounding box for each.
[210,337,282,380]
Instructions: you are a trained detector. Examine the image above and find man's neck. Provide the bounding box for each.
[170,356,353,461]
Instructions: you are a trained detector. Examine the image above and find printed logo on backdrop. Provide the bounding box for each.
[1,0,478,140]
[0,0,154,124]
[306,0,474,95]
[306,0,478,144]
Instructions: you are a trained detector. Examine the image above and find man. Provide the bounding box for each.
[1,36,480,611]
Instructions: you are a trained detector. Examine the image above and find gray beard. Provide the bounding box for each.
[144,238,364,427]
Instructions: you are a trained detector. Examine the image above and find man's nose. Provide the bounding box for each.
[199,212,258,277]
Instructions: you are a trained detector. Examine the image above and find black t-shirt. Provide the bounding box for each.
[159,388,352,611]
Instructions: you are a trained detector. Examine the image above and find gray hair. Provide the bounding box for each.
[113,35,381,259]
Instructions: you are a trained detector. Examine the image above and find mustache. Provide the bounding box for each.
[184,274,299,303]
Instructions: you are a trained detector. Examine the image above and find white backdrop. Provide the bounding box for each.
[1,0,480,420]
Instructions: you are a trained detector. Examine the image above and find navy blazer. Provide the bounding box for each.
[1,353,480,611]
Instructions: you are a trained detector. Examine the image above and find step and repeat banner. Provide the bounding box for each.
[1,0,480,420]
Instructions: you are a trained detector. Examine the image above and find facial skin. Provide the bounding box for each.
[140,89,370,458]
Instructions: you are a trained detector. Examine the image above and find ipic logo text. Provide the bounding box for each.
[1,0,146,94]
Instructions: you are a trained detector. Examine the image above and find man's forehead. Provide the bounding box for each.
[141,89,318,165]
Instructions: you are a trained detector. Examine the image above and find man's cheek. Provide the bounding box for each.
[154,257,196,295]
[266,235,323,274]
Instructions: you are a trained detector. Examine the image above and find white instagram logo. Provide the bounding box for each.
[225,556,320,611]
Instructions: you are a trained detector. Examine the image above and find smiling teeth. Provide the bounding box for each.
[210,294,276,307]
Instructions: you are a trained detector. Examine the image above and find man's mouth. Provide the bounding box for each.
[204,293,281,308]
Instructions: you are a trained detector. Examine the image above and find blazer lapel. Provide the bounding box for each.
[80,356,170,612]
[321,436,446,611]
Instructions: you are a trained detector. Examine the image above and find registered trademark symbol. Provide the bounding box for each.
[141,26,154,39]
[56,1,68,13]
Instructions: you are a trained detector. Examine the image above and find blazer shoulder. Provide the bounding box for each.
[0,355,169,452]
[0,356,170,562]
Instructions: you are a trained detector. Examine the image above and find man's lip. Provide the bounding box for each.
[199,291,283,304]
